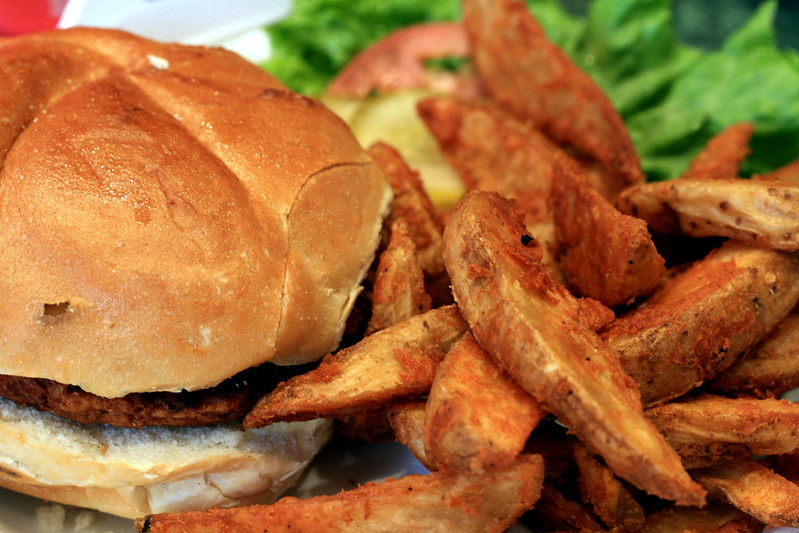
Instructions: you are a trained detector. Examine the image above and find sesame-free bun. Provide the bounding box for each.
[0,397,333,519]
[0,28,391,397]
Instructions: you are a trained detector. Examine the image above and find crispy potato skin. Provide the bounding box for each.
[442,190,704,506]
[424,332,545,472]
[616,179,799,250]
[243,305,467,428]
[136,454,545,533]
[708,310,799,397]
[603,242,799,405]
[368,141,446,276]
[461,0,643,191]
[550,159,665,307]
[694,458,799,528]
[646,395,799,469]
[681,122,753,181]
[573,442,645,532]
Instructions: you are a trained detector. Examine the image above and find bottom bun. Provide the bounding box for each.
[0,397,332,519]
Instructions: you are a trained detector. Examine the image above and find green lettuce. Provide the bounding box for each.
[266,0,799,180]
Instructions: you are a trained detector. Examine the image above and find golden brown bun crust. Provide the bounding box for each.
[0,397,333,518]
[0,28,391,397]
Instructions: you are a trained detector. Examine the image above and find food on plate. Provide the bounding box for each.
[693,457,799,527]
[573,441,645,532]
[442,190,705,506]
[243,305,468,428]
[680,122,754,181]
[135,454,545,533]
[642,503,762,533]
[603,241,799,405]
[364,218,432,336]
[367,141,446,277]
[616,178,799,250]
[386,399,430,467]
[461,0,645,192]
[549,157,665,307]
[424,332,545,472]
[646,395,799,469]
[0,26,391,517]
[708,310,799,397]
[527,484,606,533]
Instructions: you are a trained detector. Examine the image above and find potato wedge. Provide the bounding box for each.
[646,395,799,469]
[136,454,545,533]
[756,157,799,183]
[616,178,799,250]
[550,158,665,307]
[681,122,753,181]
[527,485,606,533]
[461,0,643,192]
[366,218,432,336]
[424,332,546,473]
[708,310,799,397]
[694,458,799,528]
[442,191,704,506]
[417,95,574,223]
[368,141,446,276]
[573,442,645,532]
[243,305,468,428]
[603,241,799,405]
[643,503,761,533]
[386,399,430,468]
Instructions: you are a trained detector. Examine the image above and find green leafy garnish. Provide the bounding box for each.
[266,0,799,180]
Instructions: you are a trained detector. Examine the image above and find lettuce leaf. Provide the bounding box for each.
[266,0,799,180]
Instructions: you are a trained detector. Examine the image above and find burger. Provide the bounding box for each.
[0,28,391,518]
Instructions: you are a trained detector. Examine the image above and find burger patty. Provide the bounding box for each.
[0,363,301,428]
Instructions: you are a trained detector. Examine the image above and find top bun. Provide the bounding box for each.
[0,28,391,398]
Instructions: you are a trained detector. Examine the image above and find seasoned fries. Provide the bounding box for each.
[136,454,545,533]
[603,241,799,405]
[365,218,432,336]
[616,178,799,250]
[573,442,645,532]
[368,141,446,276]
[550,157,665,306]
[243,305,467,428]
[386,399,430,468]
[681,122,754,181]
[424,332,545,472]
[694,457,799,527]
[709,309,799,397]
[646,395,799,469]
[442,190,704,505]
[461,0,644,191]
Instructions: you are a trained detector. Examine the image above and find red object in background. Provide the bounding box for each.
[0,0,68,35]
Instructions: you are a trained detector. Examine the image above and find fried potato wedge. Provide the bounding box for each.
[708,310,799,397]
[646,395,799,469]
[366,218,432,336]
[368,141,446,276]
[461,0,643,192]
[694,458,799,528]
[616,178,799,250]
[681,122,754,181]
[386,399,430,468]
[243,305,468,428]
[573,442,645,532]
[417,96,575,223]
[756,157,799,183]
[603,241,799,405]
[643,503,761,533]
[527,485,607,533]
[136,454,545,533]
[424,332,546,472]
[550,158,665,307]
[443,191,704,506]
